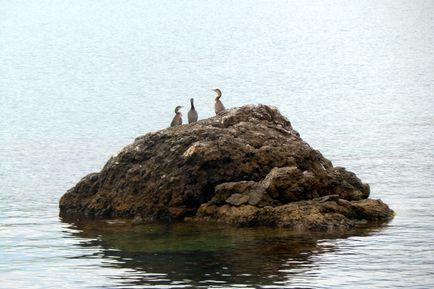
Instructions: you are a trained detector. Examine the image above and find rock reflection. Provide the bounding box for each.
[60,218,388,288]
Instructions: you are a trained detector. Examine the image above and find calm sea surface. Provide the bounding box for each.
[1,0,434,288]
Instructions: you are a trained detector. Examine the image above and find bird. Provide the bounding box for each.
[188,98,198,124]
[213,88,225,114]
[170,105,183,127]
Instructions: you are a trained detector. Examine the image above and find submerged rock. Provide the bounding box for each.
[59,104,393,230]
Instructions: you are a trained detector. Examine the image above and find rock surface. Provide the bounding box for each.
[59,104,393,230]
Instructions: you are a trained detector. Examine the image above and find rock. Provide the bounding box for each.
[211,181,261,205]
[262,166,309,201]
[212,180,277,207]
[59,104,393,230]
[131,215,144,225]
[195,197,393,230]
[226,194,250,206]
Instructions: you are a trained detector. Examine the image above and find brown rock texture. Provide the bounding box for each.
[59,104,393,230]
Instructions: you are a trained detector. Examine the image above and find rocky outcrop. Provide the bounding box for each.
[59,104,393,230]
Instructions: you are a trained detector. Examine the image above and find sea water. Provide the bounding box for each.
[1,0,434,288]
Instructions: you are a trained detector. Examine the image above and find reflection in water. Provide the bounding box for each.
[61,218,388,288]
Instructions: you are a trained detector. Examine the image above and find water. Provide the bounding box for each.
[1,0,433,288]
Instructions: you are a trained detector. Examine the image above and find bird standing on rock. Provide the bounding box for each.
[213,88,225,114]
[170,105,183,127]
[188,98,198,124]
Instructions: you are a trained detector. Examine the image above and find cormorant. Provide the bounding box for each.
[170,105,183,127]
[188,98,198,124]
[213,88,225,114]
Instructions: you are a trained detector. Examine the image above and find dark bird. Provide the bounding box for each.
[188,98,198,124]
[213,88,225,114]
[170,105,183,127]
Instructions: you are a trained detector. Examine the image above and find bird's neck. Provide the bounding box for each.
[215,90,222,99]
[190,99,195,109]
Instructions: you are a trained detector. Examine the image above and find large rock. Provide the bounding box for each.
[59,104,393,230]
